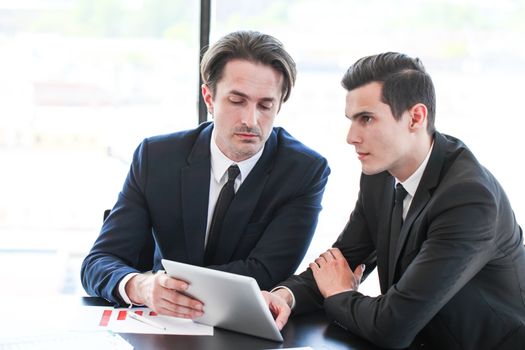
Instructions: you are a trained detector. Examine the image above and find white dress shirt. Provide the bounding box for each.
[206,131,263,244]
[395,142,434,220]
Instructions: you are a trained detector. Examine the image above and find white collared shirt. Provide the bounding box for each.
[206,129,264,245]
[395,142,434,220]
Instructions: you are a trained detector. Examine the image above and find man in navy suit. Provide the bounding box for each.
[81,31,330,318]
[264,52,525,349]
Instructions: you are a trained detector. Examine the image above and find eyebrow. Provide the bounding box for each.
[346,111,373,120]
[229,90,276,103]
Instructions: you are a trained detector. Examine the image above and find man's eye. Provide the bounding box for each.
[259,103,273,110]
[229,98,243,104]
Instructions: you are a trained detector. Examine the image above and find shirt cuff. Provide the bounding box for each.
[118,272,140,306]
[270,286,296,310]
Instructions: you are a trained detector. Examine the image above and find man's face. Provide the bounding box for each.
[345,82,414,180]
[202,59,283,162]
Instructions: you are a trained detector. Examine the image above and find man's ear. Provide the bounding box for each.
[408,103,428,131]
[201,84,214,115]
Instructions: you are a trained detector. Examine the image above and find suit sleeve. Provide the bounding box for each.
[324,181,499,349]
[80,139,153,305]
[280,182,378,315]
[209,155,331,291]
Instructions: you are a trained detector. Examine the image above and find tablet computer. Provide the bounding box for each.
[161,259,283,342]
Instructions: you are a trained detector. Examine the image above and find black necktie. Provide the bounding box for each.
[389,183,408,267]
[204,164,240,265]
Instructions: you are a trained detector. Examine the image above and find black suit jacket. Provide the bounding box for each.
[282,132,525,349]
[81,122,330,305]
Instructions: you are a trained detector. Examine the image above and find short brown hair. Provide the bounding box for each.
[200,30,296,103]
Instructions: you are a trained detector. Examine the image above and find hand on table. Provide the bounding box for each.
[310,248,365,298]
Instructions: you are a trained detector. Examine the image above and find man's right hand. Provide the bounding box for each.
[262,289,292,330]
[126,272,204,319]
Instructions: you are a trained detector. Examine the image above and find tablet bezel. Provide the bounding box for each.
[161,259,283,342]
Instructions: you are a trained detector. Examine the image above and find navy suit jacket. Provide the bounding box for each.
[81,122,330,305]
[282,132,525,349]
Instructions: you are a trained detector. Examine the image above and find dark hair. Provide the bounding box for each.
[341,52,436,134]
[200,30,296,103]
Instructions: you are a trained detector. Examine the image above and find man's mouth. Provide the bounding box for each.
[235,132,259,139]
[356,151,369,160]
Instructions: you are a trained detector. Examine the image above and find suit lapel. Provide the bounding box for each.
[388,132,447,286]
[181,124,213,265]
[211,131,277,265]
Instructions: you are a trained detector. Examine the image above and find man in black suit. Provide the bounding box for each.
[81,31,330,318]
[264,52,525,349]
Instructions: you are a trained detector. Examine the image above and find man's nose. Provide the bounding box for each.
[241,103,258,127]
[346,123,361,145]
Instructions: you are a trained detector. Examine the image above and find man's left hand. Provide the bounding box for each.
[310,248,365,298]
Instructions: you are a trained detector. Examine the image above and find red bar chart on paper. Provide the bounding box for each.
[93,308,212,335]
[98,309,161,327]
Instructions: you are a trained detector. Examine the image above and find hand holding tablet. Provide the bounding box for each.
[161,259,283,341]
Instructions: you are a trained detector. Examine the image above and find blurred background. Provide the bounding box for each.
[1,0,524,297]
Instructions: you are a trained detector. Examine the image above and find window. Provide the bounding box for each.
[0,0,200,295]
[1,0,523,297]
[209,0,525,295]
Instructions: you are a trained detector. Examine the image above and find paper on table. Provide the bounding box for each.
[264,348,314,350]
[0,330,133,350]
[70,306,213,336]
[0,298,212,337]
[0,299,77,337]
